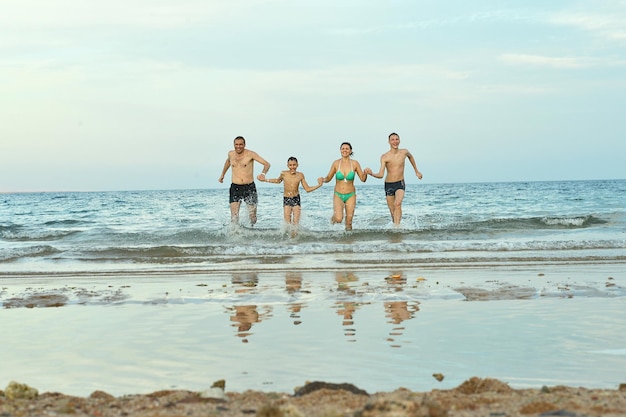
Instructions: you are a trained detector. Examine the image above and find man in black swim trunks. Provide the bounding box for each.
[365,132,423,225]
[218,136,271,225]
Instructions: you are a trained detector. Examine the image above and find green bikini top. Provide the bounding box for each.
[336,170,355,181]
[335,159,355,181]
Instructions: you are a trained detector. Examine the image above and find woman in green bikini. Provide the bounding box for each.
[321,142,368,231]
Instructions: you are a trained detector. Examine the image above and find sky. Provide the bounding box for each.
[1,0,625,192]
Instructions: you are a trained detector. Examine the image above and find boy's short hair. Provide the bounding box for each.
[288,156,298,163]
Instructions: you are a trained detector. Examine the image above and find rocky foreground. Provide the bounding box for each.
[2,377,626,417]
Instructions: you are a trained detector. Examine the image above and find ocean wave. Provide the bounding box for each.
[0,227,81,242]
[82,245,217,263]
[0,212,610,245]
[442,214,606,233]
[3,217,624,267]
[539,215,604,227]
[4,237,621,265]
[43,219,89,226]
[0,224,23,236]
[0,245,62,262]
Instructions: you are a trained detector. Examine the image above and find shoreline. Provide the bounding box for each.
[2,378,626,417]
[2,255,625,277]
[2,263,624,312]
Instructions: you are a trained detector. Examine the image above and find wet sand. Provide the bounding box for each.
[2,264,625,415]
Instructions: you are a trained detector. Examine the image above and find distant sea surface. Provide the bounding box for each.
[2,179,625,274]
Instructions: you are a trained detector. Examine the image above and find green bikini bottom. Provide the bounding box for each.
[334,191,355,203]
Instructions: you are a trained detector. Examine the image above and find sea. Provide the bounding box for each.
[1,179,626,396]
[1,179,625,273]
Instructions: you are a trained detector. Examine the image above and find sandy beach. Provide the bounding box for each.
[2,377,626,416]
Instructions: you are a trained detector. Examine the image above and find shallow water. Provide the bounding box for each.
[1,265,625,396]
[2,180,625,273]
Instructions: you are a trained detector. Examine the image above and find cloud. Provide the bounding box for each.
[0,0,276,30]
[500,53,626,70]
[326,9,536,36]
[499,54,599,69]
[549,10,626,42]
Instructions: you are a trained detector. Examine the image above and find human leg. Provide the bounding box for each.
[332,194,344,224]
[385,195,395,222]
[283,206,293,223]
[247,203,258,225]
[229,184,242,224]
[384,180,406,225]
[292,206,302,225]
[284,195,301,224]
[392,189,405,225]
[242,183,259,225]
[344,194,356,231]
[230,201,241,223]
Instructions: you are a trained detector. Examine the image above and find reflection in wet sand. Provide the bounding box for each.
[1,271,426,348]
[335,271,359,293]
[335,302,359,342]
[285,272,305,325]
[285,272,302,294]
[385,301,418,325]
[334,272,370,342]
[384,271,420,347]
[228,273,269,342]
[288,303,303,325]
[231,272,259,293]
[385,301,420,348]
[227,305,272,343]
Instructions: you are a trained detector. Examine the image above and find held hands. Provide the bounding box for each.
[317,177,324,186]
[364,167,373,176]
[256,173,267,182]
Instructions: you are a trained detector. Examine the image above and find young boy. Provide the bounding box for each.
[260,157,323,226]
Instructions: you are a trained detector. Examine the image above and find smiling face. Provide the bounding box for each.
[233,138,246,154]
[389,134,400,149]
[340,143,353,157]
[287,159,298,173]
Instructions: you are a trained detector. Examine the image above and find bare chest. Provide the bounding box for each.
[385,152,406,165]
[230,154,253,169]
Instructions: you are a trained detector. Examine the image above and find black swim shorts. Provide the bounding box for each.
[229,182,258,204]
[384,180,405,196]
[283,195,301,207]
